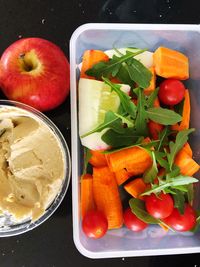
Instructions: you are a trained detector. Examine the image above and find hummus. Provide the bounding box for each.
[0,107,65,223]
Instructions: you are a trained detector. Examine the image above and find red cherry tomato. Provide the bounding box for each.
[164,204,196,232]
[158,79,185,106]
[123,207,148,232]
[145,192,174,219]
[82,210,108,239]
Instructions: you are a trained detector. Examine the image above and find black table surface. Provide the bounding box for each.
[0,0,200,266]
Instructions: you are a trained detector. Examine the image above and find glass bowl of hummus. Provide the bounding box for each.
[0,100,70,236]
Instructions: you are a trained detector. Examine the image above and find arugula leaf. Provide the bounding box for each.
[157,126,170,151]
[129,198,160,224]
[116,65,133,86]
[172,190,185,214]
[166,165,180,179]
[101,128,140,147]
[125,56,152,88]
[141,175,198,196]
[83,147,92,175]
[135,88,148,136]
[154,151,170,171]
[167,128,195,170]
[86,49,146,79]
[146,87,159,108]
[146,107,182,125]
[114,112,134,127]
[186,184,194,205]
[103,140,159,154]
[81,111,123,138]
[143,151,158,183]
[103,77,137,118]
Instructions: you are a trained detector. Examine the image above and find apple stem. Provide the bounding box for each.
[19,53,34,72]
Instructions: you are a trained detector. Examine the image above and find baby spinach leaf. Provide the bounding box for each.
[146,107,182,125]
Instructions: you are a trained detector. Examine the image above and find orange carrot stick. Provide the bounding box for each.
[182,142,192,157]
[144,67,156,95]
[153,46,189,80]
[89,150,107,167]
[175,149,199,176]
[106,146,152,175]
[124,178,147,200]
[114,169,133,185]
[172,90,190,131]
[80,50,109,79]
[93,167,123,229]
[81,174,96,218]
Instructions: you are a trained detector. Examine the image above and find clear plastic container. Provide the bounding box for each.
[0,100,71,237]
[70,23,200,258]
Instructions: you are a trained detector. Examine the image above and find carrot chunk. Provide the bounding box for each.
[89,150,107,167]
[106,146,152,175]
[124,178,147,200]
[175,149,199,176]
[81,174,96,218]
[153,46,189,80]
[144,67,156,95]
[93,167,123,229]
[114,169,133,185]
[80,50,109,79]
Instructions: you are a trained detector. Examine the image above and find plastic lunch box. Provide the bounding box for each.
[70,23,200,258]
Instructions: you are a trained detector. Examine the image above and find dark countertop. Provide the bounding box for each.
[0,0,199,266]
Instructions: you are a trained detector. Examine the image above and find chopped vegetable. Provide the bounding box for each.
[82,210,108,239]
[174,148,200,176]
[80,50,109,79]
[105,146,152,174]
[93,166,123,229]
[153,46,189,80]
[144,67,156,95]
[81,174,96,218]
[114,169,133,186]
[89,150,107,167]
[124,178,147,199]
[79,45,199,237]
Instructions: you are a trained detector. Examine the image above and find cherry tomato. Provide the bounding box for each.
[123,207,148,232]
[158,79,185,106]
[82,210,108,239]
[145,192,174,219]
[164,204,196,232]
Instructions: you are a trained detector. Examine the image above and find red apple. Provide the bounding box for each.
[0,37,70,111]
